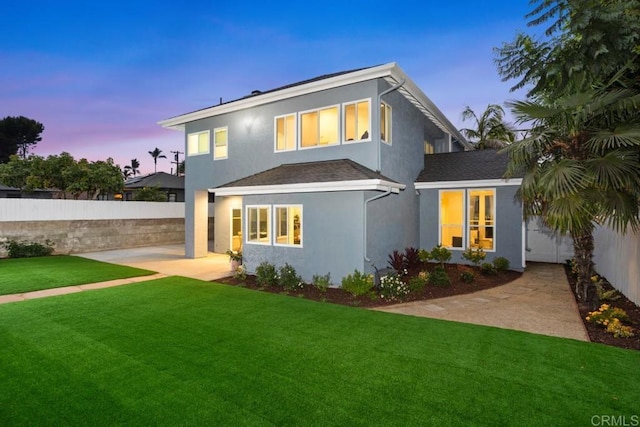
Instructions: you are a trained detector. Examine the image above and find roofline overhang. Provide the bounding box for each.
[158,63,470,148]
[414,178,523,190]
[213,179,406,196]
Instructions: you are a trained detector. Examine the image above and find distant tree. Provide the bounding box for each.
[460,104,516,149]
[0,116,45,162]
[148,147,166,173]
[0,155,42,190]
[124,158,140,177]
[87,158,124,199]
[133,186,168,202]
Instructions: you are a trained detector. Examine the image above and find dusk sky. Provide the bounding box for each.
[2,0,533,175]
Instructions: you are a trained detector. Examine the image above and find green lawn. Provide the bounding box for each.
[0,255,155,295]
[0,277,638,426]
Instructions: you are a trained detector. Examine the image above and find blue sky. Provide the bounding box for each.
[1,0,532,175]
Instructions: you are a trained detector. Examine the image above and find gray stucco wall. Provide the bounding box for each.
[235,192,365,284]
[419,185,524,271]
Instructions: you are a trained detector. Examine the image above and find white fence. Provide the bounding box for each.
[593,225,640,306]
[0,199,214,221]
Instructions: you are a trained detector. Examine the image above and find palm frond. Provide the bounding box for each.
[586,124,640,150]
[538,159,587,198]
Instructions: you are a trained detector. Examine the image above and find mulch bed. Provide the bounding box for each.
[563,265,640,351]
[216,262,521,308]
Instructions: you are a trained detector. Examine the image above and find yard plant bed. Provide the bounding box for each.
[217,262,522,308]
[564,265,640,351]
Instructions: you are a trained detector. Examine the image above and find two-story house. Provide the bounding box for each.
[159,63,524,282]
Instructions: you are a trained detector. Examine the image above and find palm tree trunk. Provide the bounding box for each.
[570,230,594,301]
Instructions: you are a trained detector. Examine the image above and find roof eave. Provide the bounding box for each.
[213,179,405,196]
[414,178,523,190]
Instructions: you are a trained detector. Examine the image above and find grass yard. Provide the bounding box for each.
[1,277,638,426]
[0,255,155,295]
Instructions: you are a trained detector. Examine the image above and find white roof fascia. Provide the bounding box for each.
[213,179,406,196]
[159,63,399,130]
[414,178,523,190]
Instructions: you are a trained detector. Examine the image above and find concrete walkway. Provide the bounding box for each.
[375,263,589,341]
[77,244,232,281]
[0,273,167,305]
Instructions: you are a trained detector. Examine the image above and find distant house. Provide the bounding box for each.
[123,172,185,202]
[0,184,55,199]
[160,62,525,282]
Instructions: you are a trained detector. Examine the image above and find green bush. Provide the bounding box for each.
[233,264,247,281]
[428,266,451,287]
[408,271,429,292]
[341,270,374,296]
[460,271,475,283]
[312,273,332,293]
[255,261,278,286]
[429,245,452,268]
[2,239,54,258]
[133,186,168,202]
[480,262,497,275]
[462,247,486,266]
[278,263,303,291]
[418,249,431,263]
[492,257,510,271]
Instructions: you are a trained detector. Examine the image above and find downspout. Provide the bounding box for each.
[376,78,406,171]
[364,187,393,262]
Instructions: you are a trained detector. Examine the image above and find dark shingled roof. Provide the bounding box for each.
[218,159,398,188]
[125,172,184,189]
[416,149,514,182]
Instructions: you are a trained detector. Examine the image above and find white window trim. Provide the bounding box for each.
[186,130,210,156]
[213,126,228,160]
[298,104,341,150]
[274,113,297,153]
[438,189,497,252]
[342,98,372,144]
[230,207,242,252]
[439,189,465,251]
[381,101,392,145]
[245,205,271,246]
[467,188,496,253]
[273,205,303,248]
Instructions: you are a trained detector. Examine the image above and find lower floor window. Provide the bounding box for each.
[275,205,302,246]
[439,189,495,250]
[247,206,270,244]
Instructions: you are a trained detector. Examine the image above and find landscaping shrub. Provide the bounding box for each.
[428,266,450,287]
[462,247,486,266]
[417,249,431,263]
[480,262,497,276]
[492,257,510,271]
[587,304,634,338]
[255,261,278,286]
[341,270,374,296]
[312,273,332,292]
[387,250,406,271]
[2,239,54,258]
[429,245,452,269]
[378,274,410,301]
[278,263,303,291]
[404,247,420,269]
[460,271,475,284]
[408,271,429,292]
[233,264,247,281]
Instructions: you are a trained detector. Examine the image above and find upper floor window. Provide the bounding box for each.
[380,101,392,144]
[275,114,296,152]
[300,106,339,148]
[187,130,210,156]
[274,205,302,247]
[214,127,228,160]
[343,99,371,143]
[424,141,435,154]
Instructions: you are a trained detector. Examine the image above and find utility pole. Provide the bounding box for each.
[171,150,184,176]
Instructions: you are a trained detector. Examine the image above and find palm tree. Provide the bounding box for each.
[124,158,140,177]
[148,147,166,173]
[460,104,516,149]
[504,79,640,300]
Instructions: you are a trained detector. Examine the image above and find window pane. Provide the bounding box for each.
[468,190,495,250]
[345,104,356,141]
[440,191,464,249]
[285,115,295,150]
[276,117,286,151]
[301,111,318,147]
[291,206,302,245]
[357,101,369,140]
[187,133,198,155]
[319,107,338,145]
[249,208,258,241]
[380,103,386,141]
[214,129,227,159]
[259,208,268,241]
